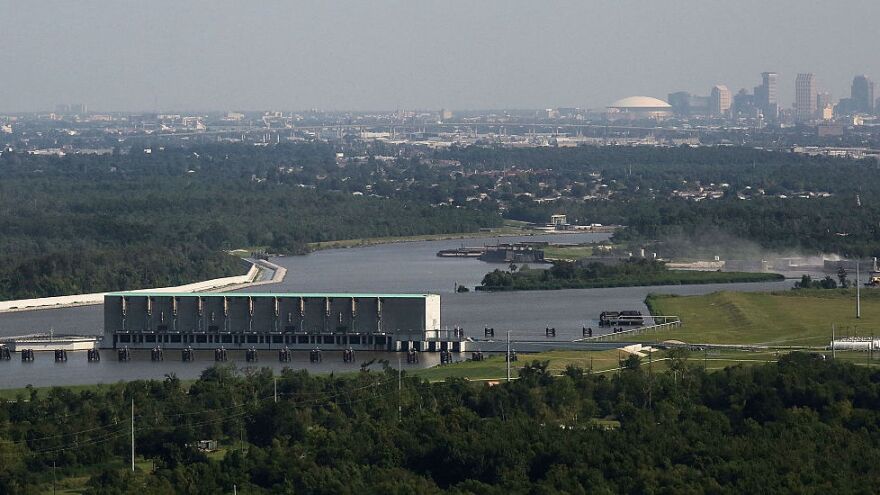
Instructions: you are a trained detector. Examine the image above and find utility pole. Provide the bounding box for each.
[130,399,135,472]
[398,355,402,422]
[857,261,862,319]
[53,460,56,495]
[506,331,511,382]
[832,324,836,359]
[647,350,653,408]
[274,376,278,403]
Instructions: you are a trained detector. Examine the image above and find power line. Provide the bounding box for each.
[0,377,399,459]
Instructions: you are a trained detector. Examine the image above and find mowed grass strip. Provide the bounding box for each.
[411,350,628,382]
[632,290,879,346]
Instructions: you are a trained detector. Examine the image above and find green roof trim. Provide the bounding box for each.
[105,292,436,299]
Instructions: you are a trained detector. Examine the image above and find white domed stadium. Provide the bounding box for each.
[607,96,672,120]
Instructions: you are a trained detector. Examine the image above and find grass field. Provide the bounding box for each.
[413,346,880,382]
[630,289,879,346]
[411,349,631,381]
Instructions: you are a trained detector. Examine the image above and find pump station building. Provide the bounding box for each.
[102,292,464,352]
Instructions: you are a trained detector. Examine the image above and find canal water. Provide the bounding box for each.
[0,232,793,388]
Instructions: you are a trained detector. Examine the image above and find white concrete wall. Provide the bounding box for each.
[7,339,98,352]
[425,294,441,330]
[0,262,271,313]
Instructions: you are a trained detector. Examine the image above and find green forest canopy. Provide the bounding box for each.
[0,354,878,493]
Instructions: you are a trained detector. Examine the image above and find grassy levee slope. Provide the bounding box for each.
[411,350,628,381]
[635,289,878,346]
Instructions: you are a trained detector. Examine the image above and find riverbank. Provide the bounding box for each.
[304,221,617,252]
[0,258,286,314]
[306,221,530,251]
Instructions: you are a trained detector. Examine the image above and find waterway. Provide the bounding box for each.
[0,232,794,388]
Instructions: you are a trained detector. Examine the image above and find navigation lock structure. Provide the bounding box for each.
[103,292,468,352]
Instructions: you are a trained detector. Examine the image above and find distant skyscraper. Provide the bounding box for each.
[667,92,692,116]
[816,92,833,111]
[851,75,875,114]
[710,85,731,116]
[759,72,778,119]
[795,73,817,122]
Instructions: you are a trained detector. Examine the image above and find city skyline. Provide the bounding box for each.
[32,70,880,116]
[3,0,880,113]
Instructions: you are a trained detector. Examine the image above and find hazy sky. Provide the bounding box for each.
[2,0,879,112]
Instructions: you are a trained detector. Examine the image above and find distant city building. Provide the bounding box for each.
[607,96,672,120]
[835,98,855,117]
[710,85,731,116]
[851,75,875,114]
[816,92,833,112]
[541,108,560,119]
[760,72,779,119]
[54,103,87,115]
[795,73,817,122]
[667,91,709,116]
[667,92,691,116]
[556,107,581,119]
[439,109,453,121]
[755,72,778,120]
[732,89,758,118]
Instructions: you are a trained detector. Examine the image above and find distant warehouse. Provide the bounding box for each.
[102,292,462,351]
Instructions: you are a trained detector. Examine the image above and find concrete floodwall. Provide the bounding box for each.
[0,261,271,314]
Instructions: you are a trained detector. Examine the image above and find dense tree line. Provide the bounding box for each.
[0,146,500,300]
[436,145,880,258]
[1,354,879,493]
[794,274,841,289]
[479,258,782,291]
[4,142,879,299]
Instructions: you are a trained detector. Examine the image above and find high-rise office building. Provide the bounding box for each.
[759,72,778,119]
[851,75,875,114]
[710,85,731,116]
[795,73,817,122]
